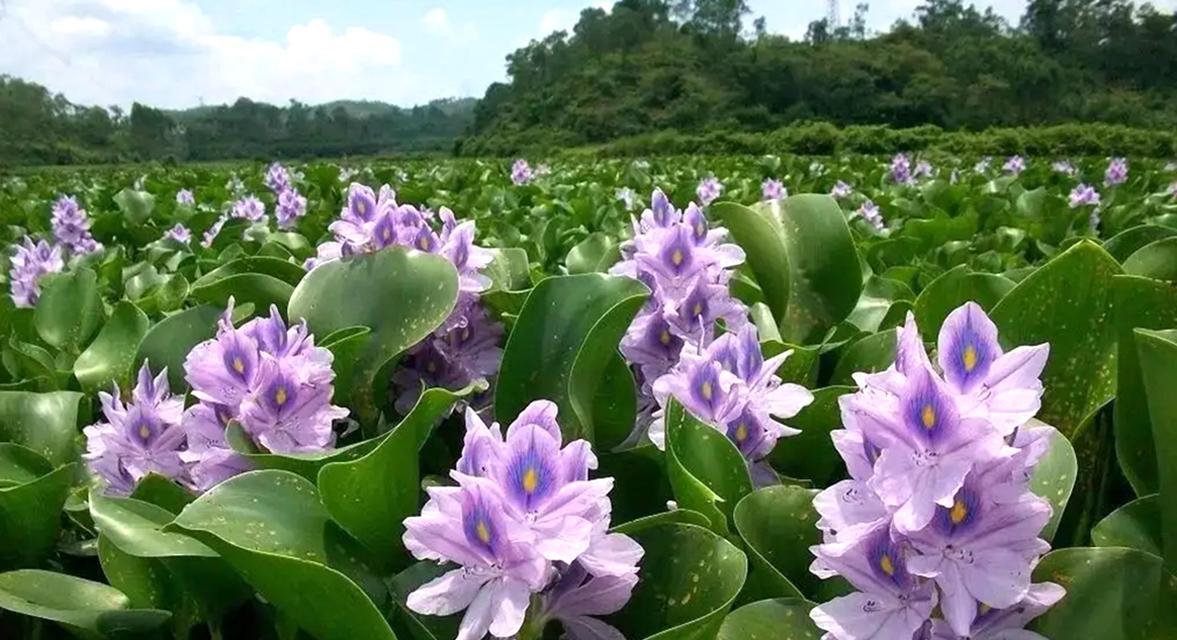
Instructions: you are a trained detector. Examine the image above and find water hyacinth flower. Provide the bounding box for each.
[403,401,642,640]
[650,324,814,485]
[1068,184,1101,209]
[890,154,914,185]
[810,302,1061,639]
[164,223,192,245]
[1003,156,1026,176]
[8,237,64,308]
[511,159,533,185]
[1051,160,1077,177]
[83,363,188,495]
[264,162,292,193]
[831,180,853,199]
[181,301,346,491]
[176,189,195,205]
[1104,157,1128,187]
[392,305,504,414]
[857,200,884,232]
[201,215,228,249]
[231,195,266,222]
[762,177,786,201]
[275,188,307,229]
[51,195,102,255]
[696,175,723,206]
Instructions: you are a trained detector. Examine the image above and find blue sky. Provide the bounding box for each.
[0,0,1170,109]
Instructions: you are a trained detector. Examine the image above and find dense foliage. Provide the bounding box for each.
[461,0,1177,154]
[0,154,1175,639]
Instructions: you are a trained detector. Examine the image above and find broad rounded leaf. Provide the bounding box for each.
[134,305,222,392]
[0,569,170,637]
[1135,328,1177,574]
[1091,494,1162,556]
[0,391,83,466]
[0,460,74,569]
[768,386,853,486]
[664,399,753,535]
[34,267,102,352]
[912,265,1015,340]
[733,486,822,600]
[712,201,790,323]
[830,329,896,386]
[566,232,618,274]
[75,302,150,394]
[718,598,821,640]
[1122,236,1177,283]
[1026,422,1077,542]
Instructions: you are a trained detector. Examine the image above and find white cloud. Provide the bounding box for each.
[420,6,476,43]
[0,0,426,108]
[423,7,449,32]
[538,8,577,35]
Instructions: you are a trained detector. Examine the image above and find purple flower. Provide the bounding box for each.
[761,178,786,201]
[1104,157,1128,187]
[264,162,292,193]
[650,324,814,484]
[1051,160,1077,177]
[1068,184,1101,209]
[810,302,1061,639]
[511,159,533,185]
[275,188,307,230]
[927,582,1064,639]
[831,180,853,198]
[891,154,914,185]
[164,224,192,245]
[857,200,884,232]
[201,215,228,249]
[1003,156,1026,176]
[83,363,188,495]
[392,304,504,414]
[181,302,344,491]
[696,176,723,206]
[403,401,641,640]
[8,237,64,308]
[231,195,266,223]
[176,189,195,206]
[51,195,102,256]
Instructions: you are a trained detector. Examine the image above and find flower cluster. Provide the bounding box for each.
[266,162,308,229]
[762,177,786,201]
[84,363,188,495]
[9,237,64,308]
[403,401,642,640]
[890,154,914,185]
[858,200,884,232]
[51,195,102,256]
[231,195,266,223]
[696,175,723,205]
[1003,156,1026,176]
[1051,160,1077,177]
[1068,184,1101,209]
[180,302,347,492]
[164,223,192,245]
[651,325,814,484]
[831,180,853,199]
[809,303,1063,639]
[201,216,227,249]
[264,162,292,193]
[1104,157,1128,187]
[511,159,533,185]
[310,183,502,408]
[176,189,196,206]
[610,188,747,428]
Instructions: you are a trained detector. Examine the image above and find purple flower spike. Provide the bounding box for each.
[761,178,786,202]
[1003,156,1026,176]
[1104,157,1128,187]
[858,200,884,232]
[231,195,266,222]
[1051,160,1077,177]
[511,159,534,185]
[275,188,307,230]
[696,175,723,206]
[176,189,195,205]
[831,180,853,198]
[264,162,292,194]
[811,302,1061,639]
[891,154,914,185]
[83,362,188,495]
[51,195,102,256]
[1068,184,1101,209]
[9,237,64,308]
[164,224,192,245]
[404,401,641,640]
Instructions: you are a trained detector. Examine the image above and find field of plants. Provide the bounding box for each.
[0,153,1175,640]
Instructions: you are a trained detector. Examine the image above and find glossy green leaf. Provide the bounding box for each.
[1102,224,1177,262]
[1123,237,1177,283]
[169,470,397,640]
[713,201,791,323]
[768,386,852,487]
[113,188,155,226]
[0,458,73,569]
[191,256,306,287]
[566,232,618,274]
[830,329,896,386]
[1112,275,1177,496]
[134,305,222,391]
[1091,494,1162,556]
[606,523,747,640]
[0,443,51,487]
[288,246,459,426]
[1027,422,1077,542]
[190,272,295,311]
[34,267,102,352]
[90,492,217,559]
[0,569,170,638]
[664,399,753,536]
[911,265,1015,340]
[388,563,458,640]
[1136,328,1177,574]
[611,508,712,535]
[845,275,914,333]
[495,273,647,443]
[75,302,150,394]
[733,486,822,600]
[990,241,1121,438]
[718,598,821,640]
[0,390,83,466]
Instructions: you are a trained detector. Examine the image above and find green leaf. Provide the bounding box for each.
[495,273,647,443]
[664,399,753,536]
[565,232,618,274]
[1102,224,1177,262]
[34,268,103,352]
[1122,237,1177,283]
[0,458,74,569]
[0,391,83,466]
[597,445,674,524]
[845,275,914,333]
[191,256,306,288]
[113,188,155,226]
[830,329,896,386]
[718,598,822,640]
[1092,494,1162,556]
[1027,422,1077,542]
[1030,547,1174,640]
[990,241,1121,438]
[768,386,852,487]
[190,273,295,311]
[388,563,458,640]
[288,246,459,427]
[484,248,531,292]
[168,470,397,640]
[129,474,195,514]
[713,201,791,323]
[733,486,822,601]
[90,492,217,559]
[911,265,1015,340]
[1135,328,1177,575]
[606,523,747,640]
[611,509,713,535]
[1112,275,1177,496]
[0,569,170,638]
[0,443,51,486]
[134,305,222,392]
[317,384,479,568]
[75,302,150,394]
